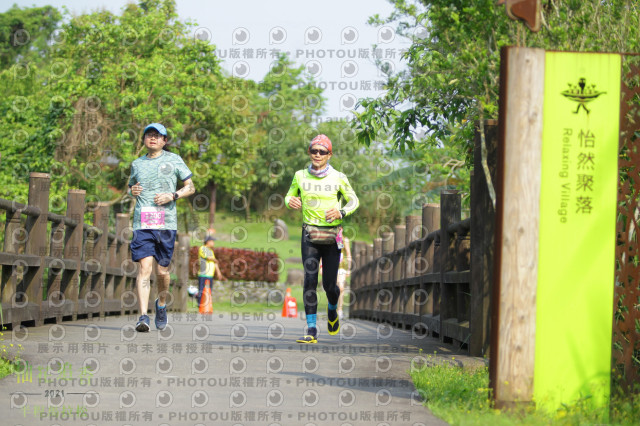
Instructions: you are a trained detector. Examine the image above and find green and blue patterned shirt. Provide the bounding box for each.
[128,151,192,231]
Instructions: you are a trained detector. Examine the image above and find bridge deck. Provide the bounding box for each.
[1,313,485,425]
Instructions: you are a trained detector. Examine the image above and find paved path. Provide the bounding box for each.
[1,313,484,425]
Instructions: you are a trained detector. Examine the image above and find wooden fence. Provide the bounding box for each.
[0,173,190,329]
[350,122,498,357]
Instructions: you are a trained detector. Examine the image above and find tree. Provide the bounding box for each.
[0,0,246,221]
[0,4,60,69]
[228,54,326,220]
[354,0,640,156]
[353,0,640,392]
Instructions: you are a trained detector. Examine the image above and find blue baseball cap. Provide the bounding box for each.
[143,123,167,136]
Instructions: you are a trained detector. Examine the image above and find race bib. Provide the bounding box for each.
[140,206,166,229]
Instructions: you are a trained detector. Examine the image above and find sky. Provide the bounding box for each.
[5,0,413,121]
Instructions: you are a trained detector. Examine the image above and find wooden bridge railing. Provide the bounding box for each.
[350,122,498,357]
[0,173,190,329]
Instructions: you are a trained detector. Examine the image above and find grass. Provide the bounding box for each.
[0,304,20,379]
[0,352,19,380]
[410,353,640,425]
[0,325,21,380]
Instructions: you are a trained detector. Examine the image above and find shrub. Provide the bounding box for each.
[189,246,279,282]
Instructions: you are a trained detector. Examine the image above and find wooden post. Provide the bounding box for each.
[351,243,359,289]
[405,215,421,278]
[79,226,94,314]
[114,214,129,314]
[362,243,370,318]
[352,241,361,272]
[432,231,441,324]
[64,190,85,320]
[358,242,368,318]
[373,238,382,284]
[470,120,498,357]
[351,242,360,316]
[456,231,471,324]
[24,172,50,326]
[106,223,118,307]
[47,216,65,322]
[404,215,421,323]
[352,243,364,316]
[422,204,440,274]
[381,232,394,284]
[392,224,405,323]
[392,225,405,281]
[405,215,421,248]
[92,204,109,318]
[419,204,440,319]
[490,47,544,408]
[365,244,373,293]
[3,200,22,327]
[175,234,190,312]
[440,191,461,339]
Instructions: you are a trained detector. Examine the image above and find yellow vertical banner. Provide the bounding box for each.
[536,52,620,410]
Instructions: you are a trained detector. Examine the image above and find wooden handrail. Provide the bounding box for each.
[349,122,498,357]
[0,198,41,217]
[0,173,189,328]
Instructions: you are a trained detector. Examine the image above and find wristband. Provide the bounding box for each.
[173,192,179,200]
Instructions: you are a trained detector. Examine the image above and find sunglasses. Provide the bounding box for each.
[145,132,164,140]
[309,149,329,156]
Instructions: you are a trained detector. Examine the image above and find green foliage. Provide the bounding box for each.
[355,0,640,158]
[0,0,241,209]
[411,358,640,425]
[226,54,325,219]
[0,1,347,223]
[0,4,61,68]
[0,313,22,379]
[0,0,473,238]
[411,361,492,418]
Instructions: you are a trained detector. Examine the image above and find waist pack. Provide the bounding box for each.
[305,224,340,244]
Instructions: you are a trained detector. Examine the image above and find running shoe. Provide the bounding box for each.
[135,314,150,332]
[296,335,318,344]
[327,316,340,335]
[155,298,168,330]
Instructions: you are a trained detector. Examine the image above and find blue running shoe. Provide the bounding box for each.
[135,314,150,332]
[155,298,168,331]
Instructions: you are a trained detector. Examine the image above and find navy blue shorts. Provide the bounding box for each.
[197,276,213,305]
[130,230,177,267]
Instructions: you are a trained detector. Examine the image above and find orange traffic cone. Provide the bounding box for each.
[281,287,298,318]
[199,279,213,314]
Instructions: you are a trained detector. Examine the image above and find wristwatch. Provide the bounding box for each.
[173,192,179,200]
[339,209,346,218]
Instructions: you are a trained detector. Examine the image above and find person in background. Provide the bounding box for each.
[197,235,226,304]
[285,134,359,344]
